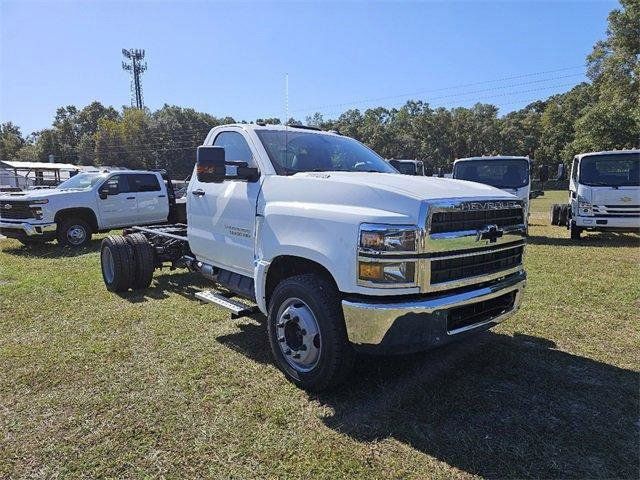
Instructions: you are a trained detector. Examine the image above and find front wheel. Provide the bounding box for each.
[570,221,582,240]
[57,217,92,247]
[267,274,354,392]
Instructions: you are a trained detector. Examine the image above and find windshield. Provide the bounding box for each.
[256,130,396,175]
[57,172,106,190]
[579,153,640,187]
[453,159,529,189]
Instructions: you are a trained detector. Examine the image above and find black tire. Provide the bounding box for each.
[100,235,134,292]
[550,204,560,226]
[57,217,92,247]
[125,233,155,290]
[267,274,354,392]
[558,205,568,227]
[570,221,582,240]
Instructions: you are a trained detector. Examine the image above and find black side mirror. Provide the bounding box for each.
[98,185,109,199]
[197,146,226,183]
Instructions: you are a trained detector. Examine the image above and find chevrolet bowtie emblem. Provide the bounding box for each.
[477,224,504,243]
[621,196,632,203]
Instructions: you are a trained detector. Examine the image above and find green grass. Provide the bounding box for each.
[1,191,638,479]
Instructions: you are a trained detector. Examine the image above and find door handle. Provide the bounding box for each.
[126,196,136,200]
[158,194,166,198]
[192,189,205,197]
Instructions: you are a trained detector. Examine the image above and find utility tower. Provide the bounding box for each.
[121,48,147,109]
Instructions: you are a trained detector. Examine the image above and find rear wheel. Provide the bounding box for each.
[550,204,560,226]
[101,236,134,292]
[125,233,155,290]
[57,217,92,247]
[558,205,568,227]
[267,274,354,392]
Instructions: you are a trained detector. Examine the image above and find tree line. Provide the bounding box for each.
[1,0,637,179]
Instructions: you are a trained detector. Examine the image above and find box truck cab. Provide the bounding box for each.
[567,150,640,239]
[453,156,531,230]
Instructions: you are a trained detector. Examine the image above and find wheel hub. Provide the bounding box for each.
[276,298,321,372]
[101,247,115,283]
[67,225,86,245]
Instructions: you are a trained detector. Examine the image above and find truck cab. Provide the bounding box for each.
[389,159,426,176]
[453,156,531,230]
[0,170,173,247]
[567,150,640,239]
[100,124,528,391]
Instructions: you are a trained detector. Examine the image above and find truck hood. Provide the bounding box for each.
[293,172,515,201]
[261,172,517,226]
[0,188,87,201]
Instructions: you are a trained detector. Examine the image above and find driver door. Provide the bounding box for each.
[187,130,262,276]
[97,174,137,227]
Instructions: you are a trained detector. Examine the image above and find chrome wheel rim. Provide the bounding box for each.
[67,225,86,245]
[102,247,115,284]
[276,297,321,372]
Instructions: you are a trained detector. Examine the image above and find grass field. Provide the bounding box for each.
[1,191,639,479]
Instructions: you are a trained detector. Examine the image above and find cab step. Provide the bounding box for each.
[195,290,259,319]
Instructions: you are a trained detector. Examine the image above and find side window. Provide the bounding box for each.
[103,175,132,195]
[130,174,161,192]
[571,159,578,183]
[213,131,255,167]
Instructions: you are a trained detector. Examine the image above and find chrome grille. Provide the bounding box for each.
[431,245,524,284]
[0,201,34,220]
[419,199,526,291]
[430,208,524,233]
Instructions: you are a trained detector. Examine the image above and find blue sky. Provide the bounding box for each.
[1,0,617,135]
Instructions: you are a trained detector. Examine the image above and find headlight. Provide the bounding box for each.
[577,195,593,216]
[358,260,416,285]
[31,206,44,220]
[359,224,418,253]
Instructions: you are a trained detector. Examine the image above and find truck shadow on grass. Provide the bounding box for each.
[117,271,213,303]
[0,239,103,257]
[219,325,638,479]
[527,232,640,248]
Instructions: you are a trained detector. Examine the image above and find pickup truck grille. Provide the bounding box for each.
[430,207,524,233]
[430,245,524,285]
[0,201,34,220]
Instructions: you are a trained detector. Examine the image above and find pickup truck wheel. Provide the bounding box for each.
[101,236,134,292]
[125,233,155,290]
[267,274,354,392]
[57,218,92,247]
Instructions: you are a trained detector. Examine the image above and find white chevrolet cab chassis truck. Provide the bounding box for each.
[100,124,527,391]
[550,150,640,239]
[0,170,180,247]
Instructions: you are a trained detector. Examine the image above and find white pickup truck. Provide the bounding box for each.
[550,150,640,239]
[99,124,527,391]
[0,170,181,247]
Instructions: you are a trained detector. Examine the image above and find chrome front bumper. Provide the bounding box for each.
[0,221,57,236]
[342,270,526,353]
